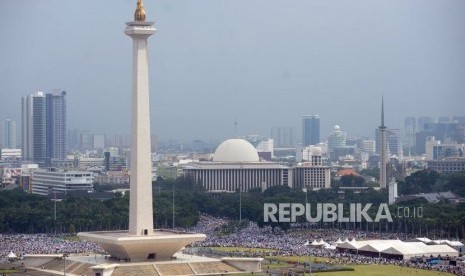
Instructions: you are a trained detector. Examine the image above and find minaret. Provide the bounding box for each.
[379,97,387,189]
[125,0,155,236]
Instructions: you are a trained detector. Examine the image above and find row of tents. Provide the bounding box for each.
[335,239,459,260]
[304,238,462,260]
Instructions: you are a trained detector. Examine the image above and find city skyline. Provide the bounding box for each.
[0,0,464,143]
[0,110,465,151]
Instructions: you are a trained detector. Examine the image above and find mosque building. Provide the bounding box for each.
[183,138,331,192]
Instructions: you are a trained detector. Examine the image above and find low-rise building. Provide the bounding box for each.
[31,168,93,195]
[426,158,465,173]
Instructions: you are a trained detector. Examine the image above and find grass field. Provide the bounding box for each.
[312,264,454,276]
[208,247,455,276]
[261,264,455,276]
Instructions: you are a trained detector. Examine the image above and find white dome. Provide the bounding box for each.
[334,125,340,130]
[309,146,323,156]
[213,139,259,162]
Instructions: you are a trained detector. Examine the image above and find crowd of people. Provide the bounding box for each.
[188,215,465,276]
[1,215,464,275]
[188,215,413,256]
[0,234,100,258]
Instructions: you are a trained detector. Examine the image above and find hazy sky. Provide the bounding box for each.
[1,0,464,143]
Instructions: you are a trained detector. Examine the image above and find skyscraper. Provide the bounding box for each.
[302,115,320,146]
[2,119,16,149]
[404,117,416,152]
[271,127,295,148]
[21,91,66,166]
[46,90,67,165]
[417,116,433,132]
[22,92,46,164]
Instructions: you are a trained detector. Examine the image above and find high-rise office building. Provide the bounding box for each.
[67,128,79,150]
[453,116,465,124]
[359,139,376,153]
[93,134,106,150]
[79,130,93,150]
[438,116,451,124]
[271,127,295,148]
[46,90,67,165]
[302,115,320,146]
[404,117,416,151]
[416,119,465,154]
[418,116,433,132]
[21,90,67,166]
[22,92,46,164]
[2,119,16,149]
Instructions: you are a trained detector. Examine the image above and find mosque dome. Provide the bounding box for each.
[213,139,259,162]
[309,146,323,156]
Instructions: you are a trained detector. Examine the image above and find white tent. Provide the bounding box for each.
[412,237,433,244]
[7,251,17,259]
[324,244,336,250]
[381,242,428,260]
[424,244,459,257]
[381,242,459,260]
[336,241,359,250]
[355,240,401,255]
[335,238,343,244]
[336,239,459,260]
[433,239,464,247]
[318,239,330,247]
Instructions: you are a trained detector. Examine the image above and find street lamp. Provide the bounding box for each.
[49,187,57,235]
[303,241,312,275]
[302,188,308,229]
[63,253,68,276]
[172,182,175,229]
[239,185,242,222]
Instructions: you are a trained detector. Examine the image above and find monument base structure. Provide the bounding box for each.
[23,252,263,276]
[78,230,205,262]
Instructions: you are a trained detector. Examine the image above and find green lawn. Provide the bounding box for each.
[313,264,454,276]
[262,264,454,276]
[266,255,330,263]
[62,235,80,241]
[207,247,455,276]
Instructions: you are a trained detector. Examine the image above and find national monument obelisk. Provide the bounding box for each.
[126,0,155,236]
[78,0,205,261]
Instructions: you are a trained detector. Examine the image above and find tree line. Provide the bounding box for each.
[0,170,464,238]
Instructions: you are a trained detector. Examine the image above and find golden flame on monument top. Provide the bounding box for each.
[135,0,146,21]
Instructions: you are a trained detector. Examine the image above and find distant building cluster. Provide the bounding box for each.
[1,91,464,196]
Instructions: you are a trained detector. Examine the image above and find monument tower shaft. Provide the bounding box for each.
[379,97,387,189]
[77,2,205,262]
[125,1,155,236]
